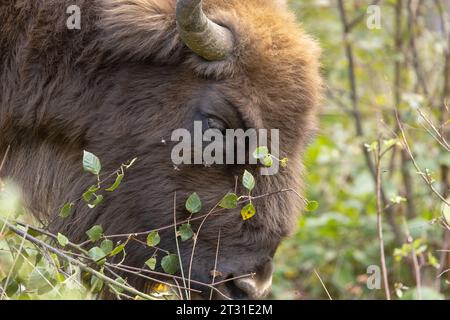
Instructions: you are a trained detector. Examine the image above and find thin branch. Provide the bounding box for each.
[407,0,430,97]
[209,229,221,300]
[1,219,155,300]
[172,192,189,300]
[347,0,384,31]
[437,268,450,278]
[416,108,450,152]
[187,200,220,299]
[395,109,450,206]
[0,145,10,175]
[313,269,333,300]
[402,218,422,300]
[374,142,392,300]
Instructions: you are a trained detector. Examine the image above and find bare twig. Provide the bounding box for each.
[347,0,383,31]
[187,200,220,299]
[401,217,422,300]
[395,109,450,206]
[172,192,189,300]
[374,141,392,300]
[0,145,10,175]
[1,218,155,300]
[407,0,430,97]
[416,108,450,152]
[209,229,221,300]
[313,269,333,300]
[392,0,418,220]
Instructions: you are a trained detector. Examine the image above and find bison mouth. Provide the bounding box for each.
[166,275,272,300]
[151,260,274,300]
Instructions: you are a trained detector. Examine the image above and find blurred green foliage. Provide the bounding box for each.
[272,0,450,300]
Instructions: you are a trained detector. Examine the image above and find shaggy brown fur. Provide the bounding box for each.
[0,0,321,298]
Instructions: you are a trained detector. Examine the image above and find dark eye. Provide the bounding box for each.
[206,117,228,133]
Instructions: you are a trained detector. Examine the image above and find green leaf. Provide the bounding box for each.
[305,200,319,212]
[50,253,61,268]
[364,141,378,153]
[4,279,19,296]
[59,202,74,218]
[57,233,69,247]
[83,185,99,203]
[17,293,31,300]
[415,245,427,255]
[88,194,104,209]
[242,170,255,191]
[185,192,202,214]
[86,225,103,242]
[27,228,42,237]
[161,254,179,275]
[109,277,126,294]
[219,193,238,209]
[253,146,269,159]
[145,257,157,270]
[88,247,106,265]
[146,231,161,247]
[262,155,273,167]
[390,196,407,204]
[83,150,102,175]
[55,272,65,283]
[27,267,53,294]
[241,203,256,220]
[90,275,104,293]
[106,173,124,192]
[384,139,399,149]
[253,147,273,167]
[178,223,194,242]
[100,239,113,255]
[110,243,126,257]
[428,252,440,269]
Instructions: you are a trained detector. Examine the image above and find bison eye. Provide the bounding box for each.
[206,117,228,133]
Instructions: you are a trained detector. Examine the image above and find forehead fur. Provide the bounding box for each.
[99,0,321,80]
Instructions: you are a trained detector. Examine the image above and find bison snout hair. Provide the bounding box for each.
[227,259,274,300]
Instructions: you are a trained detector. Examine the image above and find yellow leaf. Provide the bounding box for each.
[241,203,256,220]
[153,283,168,293]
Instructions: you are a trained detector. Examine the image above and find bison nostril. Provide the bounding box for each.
[225,277,251,300]
[226,276,272,300]
[225,259,274,299]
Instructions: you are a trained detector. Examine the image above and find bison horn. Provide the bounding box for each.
[176,0,234,61]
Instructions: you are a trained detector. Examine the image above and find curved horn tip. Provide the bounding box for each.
[176,0,234,61]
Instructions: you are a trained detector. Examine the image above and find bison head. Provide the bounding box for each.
[0,0,321,299]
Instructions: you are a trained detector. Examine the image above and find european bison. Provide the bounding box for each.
[0,0,322,299]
